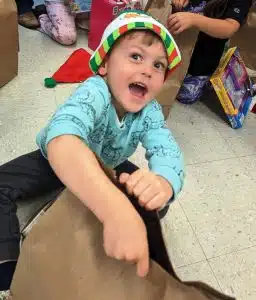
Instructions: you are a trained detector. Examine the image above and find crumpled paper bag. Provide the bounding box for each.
[11,189,235,300]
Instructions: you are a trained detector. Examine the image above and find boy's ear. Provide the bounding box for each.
[98,60,108,76]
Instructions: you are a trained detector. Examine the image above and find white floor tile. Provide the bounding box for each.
[176,261,220,291]
[161,201,206,268]
[179,159,256,258]
[209,247,256,300]
[0,76,57,164]
[240,155,256,182]
[167,103,237,165]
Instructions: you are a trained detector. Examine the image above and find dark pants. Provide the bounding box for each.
[188,32,227,76]
[15,0,34,15]
[0,150,169,264]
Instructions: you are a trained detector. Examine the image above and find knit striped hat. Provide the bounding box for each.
[89,10,181,75]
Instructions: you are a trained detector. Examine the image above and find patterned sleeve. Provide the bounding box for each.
[139,101,185,199]
[37,77,108,157]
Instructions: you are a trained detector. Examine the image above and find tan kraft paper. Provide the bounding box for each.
[146,0,199,118]
[0,0,18,88]
[11,189,235,300]
[230,5,256,73]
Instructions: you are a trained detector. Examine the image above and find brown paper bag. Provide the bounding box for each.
[146,0,199,118]
[230,5,256,73]
[0,0,18,88]
[11,190,235,300]
[156,28,199,118]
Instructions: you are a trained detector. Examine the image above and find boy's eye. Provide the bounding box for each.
[154,61,167,71]
[131,53,142,61]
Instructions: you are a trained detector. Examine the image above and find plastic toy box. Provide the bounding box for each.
[210,47,253,129]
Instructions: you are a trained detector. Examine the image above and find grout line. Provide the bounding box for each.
[186,156,239,166]
[206,244,256,261]
[235,153,256,159]
[178,202,223,291]
[175,242,256,269]
[185,152,256,167]
[175,259,208,269]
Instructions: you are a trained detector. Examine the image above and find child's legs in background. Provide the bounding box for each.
[0,150,64,290]
[177,31,227,104]
[39,0,77,45]
[15,0,34,15]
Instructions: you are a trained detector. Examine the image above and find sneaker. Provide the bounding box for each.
[76,18,90,30]
[177,74,210,104]
[18,11,40,29]
[0,290,12,300]
[33,4,47,19]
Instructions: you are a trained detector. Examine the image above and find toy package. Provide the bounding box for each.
[88,0,143,51]
[69,0,92,13]
[210,47,253,129]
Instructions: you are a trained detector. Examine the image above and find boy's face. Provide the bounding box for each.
[98,31,168,118]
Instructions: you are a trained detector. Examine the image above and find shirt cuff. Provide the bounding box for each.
[151,165,182,200]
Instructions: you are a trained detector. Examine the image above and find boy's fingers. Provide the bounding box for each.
[184,0,189,7]
[119,173,130,184]
[145,193,165,210]
[136,250,150,278]
[125,170,145,194]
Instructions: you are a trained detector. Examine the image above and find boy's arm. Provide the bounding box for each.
[47,134,149,277]
[168,12,240,38]
[47,135,133,223]
[140,101,184,201]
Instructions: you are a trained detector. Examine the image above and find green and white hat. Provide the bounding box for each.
[89,10,181,75]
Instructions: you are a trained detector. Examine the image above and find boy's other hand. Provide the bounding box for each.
[103,208,149,277]
[167,12,195,35]
[119,169,173,210]
[172,0,189,10]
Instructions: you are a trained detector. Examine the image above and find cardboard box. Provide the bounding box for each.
[210,47,253,129]
[0,0,18,88]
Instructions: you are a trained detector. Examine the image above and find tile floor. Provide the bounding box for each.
[0,26,255,299]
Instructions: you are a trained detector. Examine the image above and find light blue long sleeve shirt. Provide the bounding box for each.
[36,75,184,198]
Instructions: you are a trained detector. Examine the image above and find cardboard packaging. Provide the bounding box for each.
[12,189,235,300]
[210,47,253,129]
[230,5,256,74]
[0,0,18,88]
[147,0,199,119]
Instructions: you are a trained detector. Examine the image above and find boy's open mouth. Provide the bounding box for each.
[129,82,148,98]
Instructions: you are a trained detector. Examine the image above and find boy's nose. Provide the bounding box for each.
[141,69,152,78]
[141,63,152,78]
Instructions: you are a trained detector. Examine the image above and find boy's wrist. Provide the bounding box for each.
[157,175,174,200]
[192,12,202,30]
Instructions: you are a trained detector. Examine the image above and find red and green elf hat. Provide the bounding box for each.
[44,48,93,88]
[89,10,181,75]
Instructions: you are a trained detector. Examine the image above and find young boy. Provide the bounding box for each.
[0,10,183,295]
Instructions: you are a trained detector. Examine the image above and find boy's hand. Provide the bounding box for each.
[103,208,149,277]
[172,0,189,10]
[119,169,173,210]
[167,12,196,34]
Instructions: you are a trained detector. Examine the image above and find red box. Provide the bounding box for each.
[89,0,142,51]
